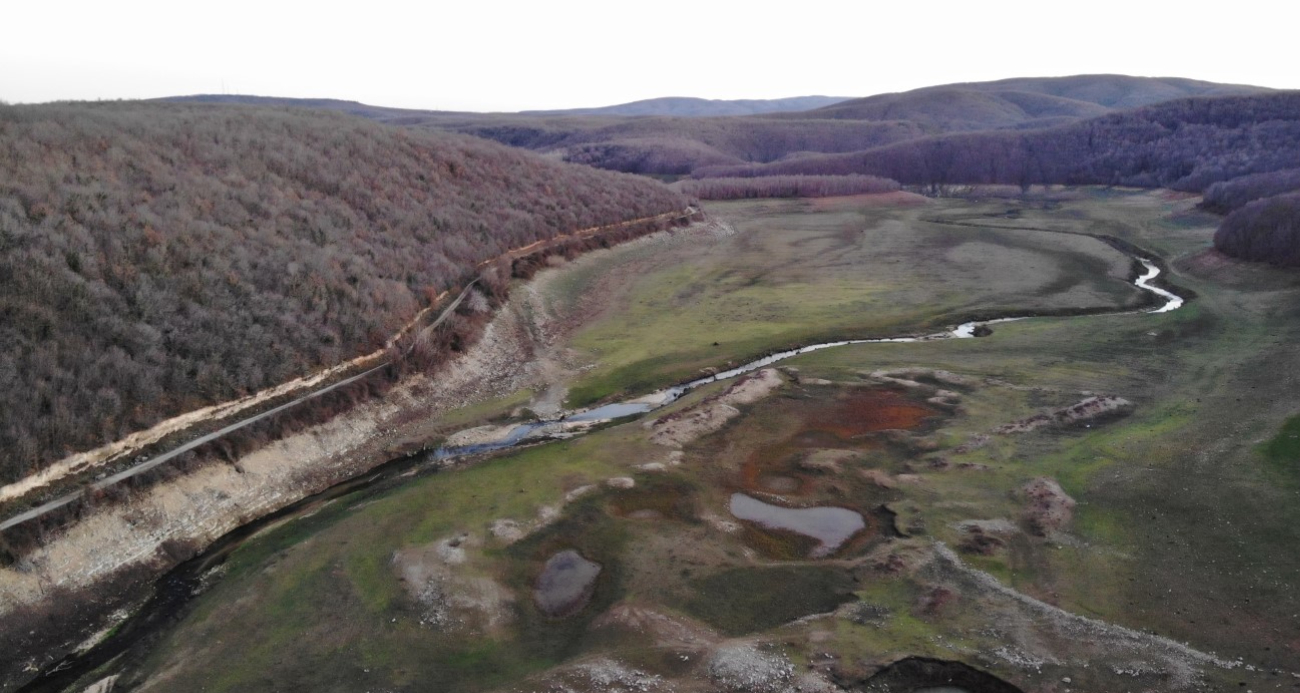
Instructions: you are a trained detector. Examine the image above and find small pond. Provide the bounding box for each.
[729,493,864,558]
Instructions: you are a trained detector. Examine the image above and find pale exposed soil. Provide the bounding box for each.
[591,603,719,649]
[993,395,1134,434]
[391,533,514,634]
[918,544,1245,689]
[80,675,119,693]
[648,369,784,448]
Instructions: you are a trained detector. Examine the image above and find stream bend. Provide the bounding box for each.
[440,256,1185,457]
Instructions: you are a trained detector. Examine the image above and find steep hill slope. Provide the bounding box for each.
[0,102,685,483]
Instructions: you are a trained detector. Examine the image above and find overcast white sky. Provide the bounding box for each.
[4,0,1297,112]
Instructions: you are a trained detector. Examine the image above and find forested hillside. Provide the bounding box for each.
[674,174,899,200]
[1200,168,1300,213]
[446,76,1270,175]
[697,93,1300,192]
[1213,193,1300,266]
[0,102,685,482]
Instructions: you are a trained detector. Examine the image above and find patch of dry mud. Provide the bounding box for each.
[648,369,784,448]
[390,533,514,634]
[591,603,719,649]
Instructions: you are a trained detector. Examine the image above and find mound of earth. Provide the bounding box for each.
[996,395,1134,434]
[1018,478,1076,536]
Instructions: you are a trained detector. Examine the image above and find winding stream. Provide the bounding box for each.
[434,258,1183,458]
[18,252,1186,693]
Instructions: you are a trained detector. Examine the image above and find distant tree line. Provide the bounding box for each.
[0,102,685,482]
[1200,168,1300,214]
[452,118,926,176]
[689,94,1300,193]
[1212,193,1300,266]
[675,174,900,200]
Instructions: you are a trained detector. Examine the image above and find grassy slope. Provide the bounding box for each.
[111,191,1300,692]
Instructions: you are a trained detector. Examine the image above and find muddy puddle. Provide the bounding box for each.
[729,493,865,558]
[534,550,602,618]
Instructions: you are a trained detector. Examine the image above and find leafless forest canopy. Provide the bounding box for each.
[1213,193,1300,266]
[675,175,899,200]
[0,103,684,482]
[690,95,1300,191]
[1200,167,1300,214]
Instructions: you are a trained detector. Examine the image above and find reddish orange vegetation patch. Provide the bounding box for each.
[808,191,930,211]
[738,387,940,495]
[1179,248,1235,271]
[808,386,940,439]
[1174,247,1300,290]
[739,444,815,495]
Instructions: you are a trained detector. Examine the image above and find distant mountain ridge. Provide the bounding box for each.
[519,95,854,117]
[798,74,1273,131]
[161,94,855,118]
[159,75,1281,181]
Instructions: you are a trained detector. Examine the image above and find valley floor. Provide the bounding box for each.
[17,189,1300,693]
